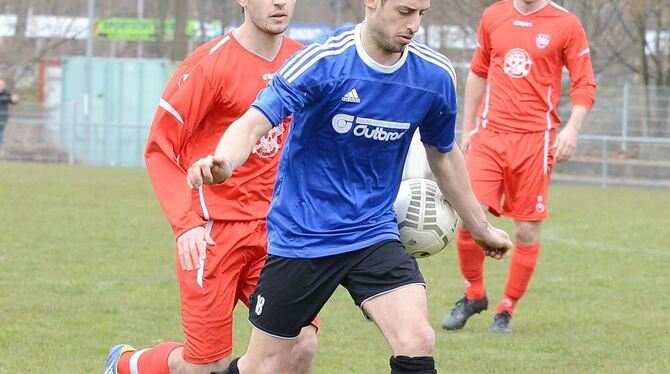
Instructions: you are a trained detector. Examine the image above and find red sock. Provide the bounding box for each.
[118,342,182,374]
[456,229,486,300]
[497,242,541,315]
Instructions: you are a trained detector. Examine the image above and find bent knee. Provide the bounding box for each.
[396,324,435,356]
[293,327,319,360]
[515,221,541,244]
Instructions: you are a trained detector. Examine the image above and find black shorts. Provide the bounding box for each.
[248,240,425,338]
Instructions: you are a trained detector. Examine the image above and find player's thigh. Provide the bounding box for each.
[502,131,554,221]
[249,253,346,339]
[344,240,425,309]
[343,240,432,354]
[178,220,256,363]
[238,327,297,374]
[239,223,321,333]
[362,284,433,355]
[467,130,505,215]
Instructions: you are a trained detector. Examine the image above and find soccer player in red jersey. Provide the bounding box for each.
[104,1,318,373]
[441,0,596,333]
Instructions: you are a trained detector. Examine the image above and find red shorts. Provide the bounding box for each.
[465,128,555,221]
[177,220,320,364]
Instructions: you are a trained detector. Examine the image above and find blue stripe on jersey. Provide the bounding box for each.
[279,30,355,77]
[285,40,356,83]
[408,44,458,90]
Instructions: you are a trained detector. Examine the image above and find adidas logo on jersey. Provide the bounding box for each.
[341,88,361,103]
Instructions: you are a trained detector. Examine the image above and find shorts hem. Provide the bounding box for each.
[502,212,549,222]
[358,282,427,320]
[248,319,300,340]
[475,197,501,217]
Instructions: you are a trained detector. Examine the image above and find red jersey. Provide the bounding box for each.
[470,0,596,133]
[145,33,303,237]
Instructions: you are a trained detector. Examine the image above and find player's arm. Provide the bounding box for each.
[461,15,491,153]
[186,108,272,187]
[187,58,317,188]
[420,72,511,258]
[425,144,512,259]
[461,72,487,152]
[145,64,217,270]
[555,17,597,162]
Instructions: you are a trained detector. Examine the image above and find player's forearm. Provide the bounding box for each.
[425,145,488,235]
[462,72,487,133]
[214,108,272,169]
[145,150,205,236]
[564,105,589,132]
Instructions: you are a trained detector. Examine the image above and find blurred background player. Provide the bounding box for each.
[104,1,318,373]
[187,0,513,372]
[441,0,596,334]
[0,79,20,149]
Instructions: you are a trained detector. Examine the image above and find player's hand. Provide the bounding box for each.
[554,126,579,163]
[460,132,473,154]
[176,226,215,271]
[186,155,232,188]
[471,222,513,260]
[10,94,19,104]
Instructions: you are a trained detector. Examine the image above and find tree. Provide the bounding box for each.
[171,0,188,61]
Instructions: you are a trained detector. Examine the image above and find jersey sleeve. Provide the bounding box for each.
[144,64,217,237]
[419,75,458,153]
[563,17,597,110]
[251,51,321,126]
[469,15,491,78]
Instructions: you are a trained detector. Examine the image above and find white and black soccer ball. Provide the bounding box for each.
[394,178,459,258]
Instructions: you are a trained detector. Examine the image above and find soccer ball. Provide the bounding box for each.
[394,178,459,258]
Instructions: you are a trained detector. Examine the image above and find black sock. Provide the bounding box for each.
[389,355,437,374]
[210,357,240,374]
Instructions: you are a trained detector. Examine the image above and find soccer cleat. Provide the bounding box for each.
[441,295,489,330]
[104,344,136,374]
[490,311,512,334]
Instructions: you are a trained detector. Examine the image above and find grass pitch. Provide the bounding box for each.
[0,161,668,373]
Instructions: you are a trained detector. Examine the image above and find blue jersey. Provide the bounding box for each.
[252,24,458,258]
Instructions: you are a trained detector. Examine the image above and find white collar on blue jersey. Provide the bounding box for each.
[354,23,409,74]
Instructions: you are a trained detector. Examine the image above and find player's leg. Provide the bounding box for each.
[493,131,554,333]
[346,241,436,373]
[443,129,504,330]
[105,221,249,374]
[232,253,342,374]
[285,325,318,374]
[237,221,319,374]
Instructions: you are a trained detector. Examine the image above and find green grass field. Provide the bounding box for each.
[0,161,669,373]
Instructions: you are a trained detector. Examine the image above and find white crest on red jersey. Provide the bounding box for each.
[253,124,285,158]
[536,33,551,49]
[503,48,532,78]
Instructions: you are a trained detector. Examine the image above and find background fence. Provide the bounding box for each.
[1,83,669,189]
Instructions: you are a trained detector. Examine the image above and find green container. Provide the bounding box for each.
[60,56,174,167]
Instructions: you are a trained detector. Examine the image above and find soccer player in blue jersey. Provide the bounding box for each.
[187,0,513,372]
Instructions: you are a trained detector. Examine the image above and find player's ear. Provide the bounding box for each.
[235,0,247,9]
[363,0,380,11]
